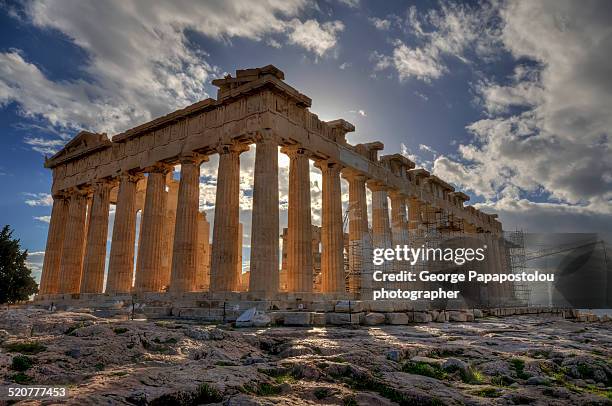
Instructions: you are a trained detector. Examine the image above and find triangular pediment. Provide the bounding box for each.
[45,131,111,168]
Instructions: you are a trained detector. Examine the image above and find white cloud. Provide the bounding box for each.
[287,19,344,57]
[349,109,366,117]
[430,0,612,232]
[375,2,500,82]
[34,215,51,223]
[0,0,345,154]
[337,0,360,8]
[369,17,391,30]
[24,192,53,207]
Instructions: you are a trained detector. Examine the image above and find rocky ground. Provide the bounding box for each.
[0,309,611,405]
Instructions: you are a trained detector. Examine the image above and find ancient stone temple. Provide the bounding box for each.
[37,65,506,307]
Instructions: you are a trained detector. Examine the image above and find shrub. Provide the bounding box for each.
[11,355,33,371]
[5,341,46,354]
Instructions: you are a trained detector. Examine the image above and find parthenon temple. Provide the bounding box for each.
[36,65,508,309]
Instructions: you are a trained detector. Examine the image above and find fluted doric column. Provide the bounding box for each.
[316,160,345,293]
[282,146,313,293]
[170,154,206,293]
[106,172,142,293]
[135,163,171,293]
[407,198,422,234]
[389,191,409,242]
[210,143,249,292]
[195,211,211,291]
[80,179,114,293]
[343,170,372,296]
[39,193,70,294]
[249,135,279,297]
[59,188,90,294]
[368,181,392,250]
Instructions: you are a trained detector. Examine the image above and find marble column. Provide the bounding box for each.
[58,189,90,294]
[389,192,409,248]
[80,179,114,293]
[249,136,279,296]
[282,146,313,293]
[160,176,179,289]
[195,211,211,291]
[170,154,205,293]
[368,182,392,250]
[39,194,69,294]
[106,173,142,294]
[210,143,248,292]
[135,163,171,293]
[316,160,345,293]
[407,198,422,234]
[343,170,372,295]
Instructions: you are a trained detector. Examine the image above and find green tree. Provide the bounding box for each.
[0,225,38,304]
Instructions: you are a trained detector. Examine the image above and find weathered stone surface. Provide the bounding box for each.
[386,312,409,325]
[447,311,468,322]
[413,311,432,323]
[334,300,365,313]
[364,312,386,325]
[327,312,362,325]
[283,312,313,326]
[1,308,610,405]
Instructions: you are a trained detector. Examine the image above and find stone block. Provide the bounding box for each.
[283,312,313,326]
[369,301,395,313]
[335,300,365,313]
[413,311,432,323]
[447,311,467,322]
[364,312,386,325]
[386,312,409,325]
[473,309,483,318]
[327,312,362,325]
[312,313,326,326]
[142,306,172,318]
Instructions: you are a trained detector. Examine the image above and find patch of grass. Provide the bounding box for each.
[342,395,358,406]
[150,383,222,405]
[193,383,223,403]
[11,373,33,384]
[5,341,46,354]
[401,361,447,380]
[471,387,501,398]
[272,373,296,385]
[314,388,331,399]
[154,321,183,329]
[491,374,514,387]
[331,356,347,363]
[462,367,485,384]
[64,322,87,335]
[94,363,105,371]
[255,383,283,396]
[113,327,128,334]
[11,355,33,371]
[111,371,129,377]
[510,358,530,379]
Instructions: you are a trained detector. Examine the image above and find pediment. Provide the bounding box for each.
[45,131,111,168]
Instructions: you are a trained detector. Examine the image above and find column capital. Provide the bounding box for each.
[341,168,367,182]
[314,159,343,174]
[215,142,250,155]
[144,162,173,175]
[280,145,312,159]
[254,131,279,145]
[119,171,145,183]
[93,176,119,189]
[178,152,208,166]
[366,180,388,192]
[388,189,407,200]
[65,185,93,198]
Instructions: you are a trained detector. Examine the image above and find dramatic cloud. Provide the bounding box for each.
[287,19,344,57]
[431,0,612,231]
[0,0,345,154]
[374,2,500,82]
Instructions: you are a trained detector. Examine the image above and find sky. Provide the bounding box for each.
[0,0,610,282]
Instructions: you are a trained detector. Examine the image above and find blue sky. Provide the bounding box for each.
[0,0,610,281]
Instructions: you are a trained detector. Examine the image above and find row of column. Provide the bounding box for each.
[40,135,477,298]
